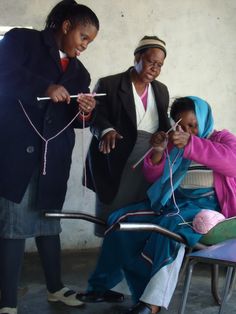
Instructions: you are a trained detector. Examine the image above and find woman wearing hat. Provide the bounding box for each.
[84,35,170,237]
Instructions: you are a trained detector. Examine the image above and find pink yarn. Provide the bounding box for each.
[19,100,82,175]
[192,209,225,234]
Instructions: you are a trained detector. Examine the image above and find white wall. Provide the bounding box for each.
[1,0,236,251]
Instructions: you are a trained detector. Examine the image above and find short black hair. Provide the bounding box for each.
[45,0,99,31]
[170,97,195,120]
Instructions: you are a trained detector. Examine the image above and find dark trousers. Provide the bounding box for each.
[0,235,63,308]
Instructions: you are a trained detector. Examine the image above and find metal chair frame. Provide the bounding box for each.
[44,211,236,309]
[179,240,236,314]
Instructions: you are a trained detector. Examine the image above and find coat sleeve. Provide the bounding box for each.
[143,151,166,183]
[0,28,51,100]
[183,130,236,177]
[90,77,117,139]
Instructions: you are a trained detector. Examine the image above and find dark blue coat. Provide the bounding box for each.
[0,28,93,209]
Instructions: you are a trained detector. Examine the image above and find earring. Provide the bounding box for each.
[64,30,67,35]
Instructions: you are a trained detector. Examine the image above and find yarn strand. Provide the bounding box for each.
[19,99,82,175]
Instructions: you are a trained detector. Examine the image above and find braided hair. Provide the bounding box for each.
[45,0,99,31]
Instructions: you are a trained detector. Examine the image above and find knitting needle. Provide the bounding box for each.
[131,147,153,170]
[166,118,182,134]
[132,118,182,169]
[37,93,107,101]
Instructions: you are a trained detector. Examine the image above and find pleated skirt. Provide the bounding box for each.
[0,170,61,239]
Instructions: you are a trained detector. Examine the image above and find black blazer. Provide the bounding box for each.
[85,68,170,203]
[0,28,94,209]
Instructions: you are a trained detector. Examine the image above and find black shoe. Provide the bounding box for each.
[124,302,152,314]
[77,290,124,303]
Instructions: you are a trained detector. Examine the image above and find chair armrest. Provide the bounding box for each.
[44,211,106,226]
[117,222,206,250]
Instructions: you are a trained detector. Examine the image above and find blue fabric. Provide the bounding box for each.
[147,96,214,211]
[87,96,217,302]
[189,96,214,138]
[88,189,220,302]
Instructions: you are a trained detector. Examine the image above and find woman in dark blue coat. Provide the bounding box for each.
[0,1,99,313]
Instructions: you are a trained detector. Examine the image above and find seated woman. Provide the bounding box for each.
[78,96,236,314]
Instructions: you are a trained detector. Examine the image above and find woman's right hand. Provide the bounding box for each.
[150,131,168,152]
[99,130,123,154]
[45,84,71,104]
[149,131,167,164]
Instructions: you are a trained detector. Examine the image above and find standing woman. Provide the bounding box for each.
[0,1,99,313]
[85,36,171,237]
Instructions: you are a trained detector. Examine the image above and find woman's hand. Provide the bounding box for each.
[77,94,96,114]
[169,126,190,148]
[46,84,71,104]
[150,131,168,152]
[99,130,123,154]
[149,131,167,164]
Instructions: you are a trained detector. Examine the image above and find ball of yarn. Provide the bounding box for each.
[192,209,225,234]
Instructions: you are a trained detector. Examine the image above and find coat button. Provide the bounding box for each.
[38,103,44,109]
[26,146,35,153]
[45,116,52,124]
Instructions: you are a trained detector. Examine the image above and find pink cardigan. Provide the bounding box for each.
[143,130,236,218]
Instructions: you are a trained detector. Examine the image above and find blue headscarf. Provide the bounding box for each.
[147,96,214,211]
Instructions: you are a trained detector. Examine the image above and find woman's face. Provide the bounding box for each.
[58,21,98,58]
[134,48,165,84]
[177,110,199,136]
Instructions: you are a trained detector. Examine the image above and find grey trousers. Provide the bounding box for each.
[95,130,152,236]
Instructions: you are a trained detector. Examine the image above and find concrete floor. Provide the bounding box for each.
[17,249,236,314]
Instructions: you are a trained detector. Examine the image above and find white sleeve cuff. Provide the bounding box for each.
[101,128,115,138]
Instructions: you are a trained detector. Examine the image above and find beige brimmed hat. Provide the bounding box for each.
[134,35,166,57]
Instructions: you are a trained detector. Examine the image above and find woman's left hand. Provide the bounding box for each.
[169,126,190,148]
[77,94,96,114]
